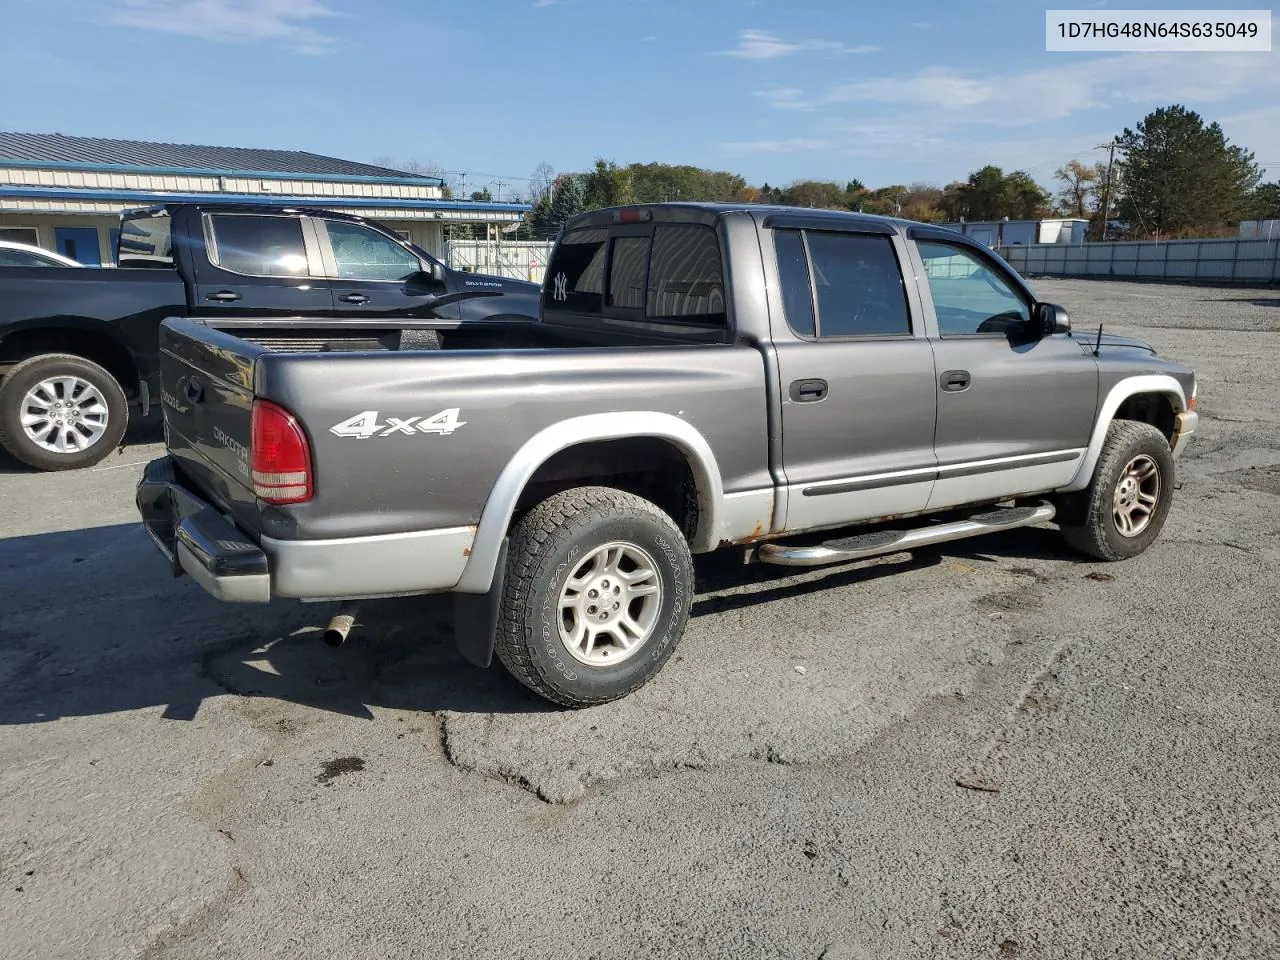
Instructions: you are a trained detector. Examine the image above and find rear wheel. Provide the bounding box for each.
[0,354,128,471]
[1060,420,1174,561]
[494,485,694,708]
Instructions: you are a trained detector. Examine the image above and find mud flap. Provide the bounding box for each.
[452,538,508,668]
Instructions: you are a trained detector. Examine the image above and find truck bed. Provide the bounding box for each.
[157,314,770,558]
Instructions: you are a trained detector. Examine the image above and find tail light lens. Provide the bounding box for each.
[250,399,313,504]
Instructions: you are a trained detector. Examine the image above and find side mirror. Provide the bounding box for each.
[428,260,447,283]
[1035,302,1071,336]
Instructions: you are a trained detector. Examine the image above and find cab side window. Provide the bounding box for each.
[916,241,1030,336]
[323,221,421,281]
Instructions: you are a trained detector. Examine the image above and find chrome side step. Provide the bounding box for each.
[756,503,1057,568]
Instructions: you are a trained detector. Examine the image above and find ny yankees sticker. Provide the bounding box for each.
[552,271,568,302]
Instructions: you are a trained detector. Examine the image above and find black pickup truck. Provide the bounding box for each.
[0,203,539,470]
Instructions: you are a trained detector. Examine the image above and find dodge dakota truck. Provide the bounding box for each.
[136,202,1199,708]
[0,203,539,471]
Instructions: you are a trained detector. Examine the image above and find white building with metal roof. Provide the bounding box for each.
[0,132,529,265]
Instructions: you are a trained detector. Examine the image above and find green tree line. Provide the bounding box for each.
[422,103,1278,242]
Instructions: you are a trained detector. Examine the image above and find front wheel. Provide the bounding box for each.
[1060,420,1175,561]
[494,486,694,708]
[0,354,129,471]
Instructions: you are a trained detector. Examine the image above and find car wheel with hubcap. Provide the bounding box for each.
[0,354,129,471]
[494,485,693,708]
[1061,419,1175,561]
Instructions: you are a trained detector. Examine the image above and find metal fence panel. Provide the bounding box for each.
[446,240,555,283]
[997,237,1278,283]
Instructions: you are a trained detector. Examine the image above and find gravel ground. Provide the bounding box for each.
[1,278,1278,959]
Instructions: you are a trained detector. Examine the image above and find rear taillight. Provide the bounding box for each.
[250,399,312,504]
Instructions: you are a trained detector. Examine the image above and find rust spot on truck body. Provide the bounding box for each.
[728,503,776,546]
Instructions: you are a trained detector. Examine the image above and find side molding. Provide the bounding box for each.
[1062,375,1187,492]
[454,412,726,594]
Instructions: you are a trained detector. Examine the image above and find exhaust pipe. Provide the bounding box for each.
[323,602,361,647]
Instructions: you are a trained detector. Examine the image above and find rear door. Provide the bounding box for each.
[192,212,333,316]
[909,234,1098,509]
[766,224,939,533]
[311,216,450,318]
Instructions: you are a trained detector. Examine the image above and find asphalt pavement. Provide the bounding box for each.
[1,278,1277,959]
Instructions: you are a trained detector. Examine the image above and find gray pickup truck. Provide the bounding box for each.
[136,202,1199,707]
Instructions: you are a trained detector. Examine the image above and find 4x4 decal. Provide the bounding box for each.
[329,409,466,439]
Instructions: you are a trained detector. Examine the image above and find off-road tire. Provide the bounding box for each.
[0,354,129,471]
[1061,420,1174,561]
[494,485,694,708]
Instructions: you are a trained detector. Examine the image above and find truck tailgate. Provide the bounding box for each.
[158,318,263,534]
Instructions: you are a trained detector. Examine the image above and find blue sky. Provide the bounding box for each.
[2,0,1277,197]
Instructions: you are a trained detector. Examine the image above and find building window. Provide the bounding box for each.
[0,227,39,246]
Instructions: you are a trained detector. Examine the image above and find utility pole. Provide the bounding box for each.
[1097,140,1117,242]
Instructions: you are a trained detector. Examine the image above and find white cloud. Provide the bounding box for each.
[719,138,829,155]
[816,49,1280,138]
[754,86,815,112]
[911,21,931,29]
[718,29,877,60]
[103,0,338,54]
[533,0,557,7]
[727,48,1280,185]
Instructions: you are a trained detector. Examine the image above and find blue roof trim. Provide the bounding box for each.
[0,184,530,215]
[2,158,445,187]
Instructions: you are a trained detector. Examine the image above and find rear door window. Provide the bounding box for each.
[206,215,309,277]
[0,248,65,267]
[774,229,816,337]
[774,230,911,338]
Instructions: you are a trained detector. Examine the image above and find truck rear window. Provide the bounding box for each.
[545,223,726,328]
[117,216,174,269]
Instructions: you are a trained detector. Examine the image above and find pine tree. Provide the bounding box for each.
[548,175,586,232]
[1115,105,1262,237]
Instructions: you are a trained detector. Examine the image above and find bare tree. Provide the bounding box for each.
[529,162,556,204]
[1054,159,1107,218]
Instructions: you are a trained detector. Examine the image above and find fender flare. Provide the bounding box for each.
[1062,374,1187,492]
[454,412,725,594]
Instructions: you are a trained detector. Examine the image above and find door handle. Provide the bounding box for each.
[940,370,971,392]
[789,378,829,403]
[206,290,241,302]
[338,293,370,304]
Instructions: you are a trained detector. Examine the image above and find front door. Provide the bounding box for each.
[192,212,333,317]
[769,226,939,534]
[312,218,448,318]
[54,227,101,266]
[911,236,1099,510]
